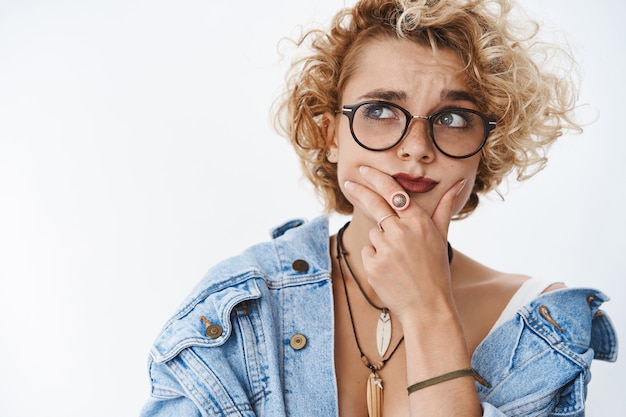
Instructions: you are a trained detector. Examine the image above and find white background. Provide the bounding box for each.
[0,0,624,416]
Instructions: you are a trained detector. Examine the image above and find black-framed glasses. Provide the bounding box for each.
[340,100,496,159]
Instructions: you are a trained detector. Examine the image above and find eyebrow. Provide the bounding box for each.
[441,89,476,104]
[356,89,407,102]
[355,88,476,104]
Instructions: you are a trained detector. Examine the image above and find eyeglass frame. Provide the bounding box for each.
[339,100,497,159]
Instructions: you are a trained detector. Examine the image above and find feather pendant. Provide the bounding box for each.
[366,372,383,417]
[376,310,392,357]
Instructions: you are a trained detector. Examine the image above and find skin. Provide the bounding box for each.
[324,38,563,417]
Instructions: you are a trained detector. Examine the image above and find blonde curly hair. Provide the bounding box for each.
[274,0,581,217]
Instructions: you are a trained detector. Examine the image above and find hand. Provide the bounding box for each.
[343,165,467,322]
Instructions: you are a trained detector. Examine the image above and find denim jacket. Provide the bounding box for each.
[141,216,618,417]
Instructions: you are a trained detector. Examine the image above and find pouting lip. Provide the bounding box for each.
[392,173,439,193]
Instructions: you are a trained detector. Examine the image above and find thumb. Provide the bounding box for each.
[431,179,467,240]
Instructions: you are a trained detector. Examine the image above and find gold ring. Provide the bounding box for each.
[377,213,398,231]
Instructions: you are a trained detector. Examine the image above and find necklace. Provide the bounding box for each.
[337,223,453,357]
[336,227,403,417]
[338,223,394,357]
[335,221,453,417]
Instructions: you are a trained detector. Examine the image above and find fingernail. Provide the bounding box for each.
[344,181,356,191]
[359,166,369,175]
[455,179,467,196]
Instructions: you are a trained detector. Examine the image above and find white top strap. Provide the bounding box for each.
[489,278,559,335]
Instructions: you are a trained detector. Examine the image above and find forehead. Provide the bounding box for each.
[342,38,469,102]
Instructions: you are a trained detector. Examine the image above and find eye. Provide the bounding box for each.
[360,102,400,120]
[435,111,472,128]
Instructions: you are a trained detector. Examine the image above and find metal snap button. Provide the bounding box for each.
[200,315,223,339]
[292,259,309,273]
[290,333,307,350]
[206,324,223,339]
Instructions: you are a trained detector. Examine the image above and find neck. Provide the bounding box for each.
[339,211,377,254]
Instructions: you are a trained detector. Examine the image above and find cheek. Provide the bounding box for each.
[334,135,368,182]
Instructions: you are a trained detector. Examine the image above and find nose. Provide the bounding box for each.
[396,116,436,162]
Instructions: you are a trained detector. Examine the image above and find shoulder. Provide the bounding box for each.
[473,287,618,415]
[451,250,530,291]
[521,287,617,361]
[180,215,330,308]
[454,249,616,355]
[452,250,617,355]
[149,216,331,362]
[451,251,568,322]
[451,250,533,345]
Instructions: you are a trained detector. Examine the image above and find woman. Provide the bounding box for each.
[141,0,617,416]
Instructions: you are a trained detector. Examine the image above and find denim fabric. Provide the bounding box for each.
[141,216,617,417]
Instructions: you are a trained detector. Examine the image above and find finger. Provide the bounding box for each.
[343,180,396,224]
[431,179,467,239]
[358,166,411,212]
[375,213,399,232]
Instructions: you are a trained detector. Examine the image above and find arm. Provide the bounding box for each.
[345,167,482,417]
[401,305,482,417]
[342,168,613,417]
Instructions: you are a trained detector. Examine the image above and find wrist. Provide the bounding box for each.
[400,306,471,370]
[396,293,460,330]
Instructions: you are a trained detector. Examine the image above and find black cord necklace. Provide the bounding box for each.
[336,222,406,362]
[336,225,400,417]
[338,222,391,357]
[335,221,453,417]
[337,222,453,357]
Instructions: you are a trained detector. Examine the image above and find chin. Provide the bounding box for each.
[410,194,438,216]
